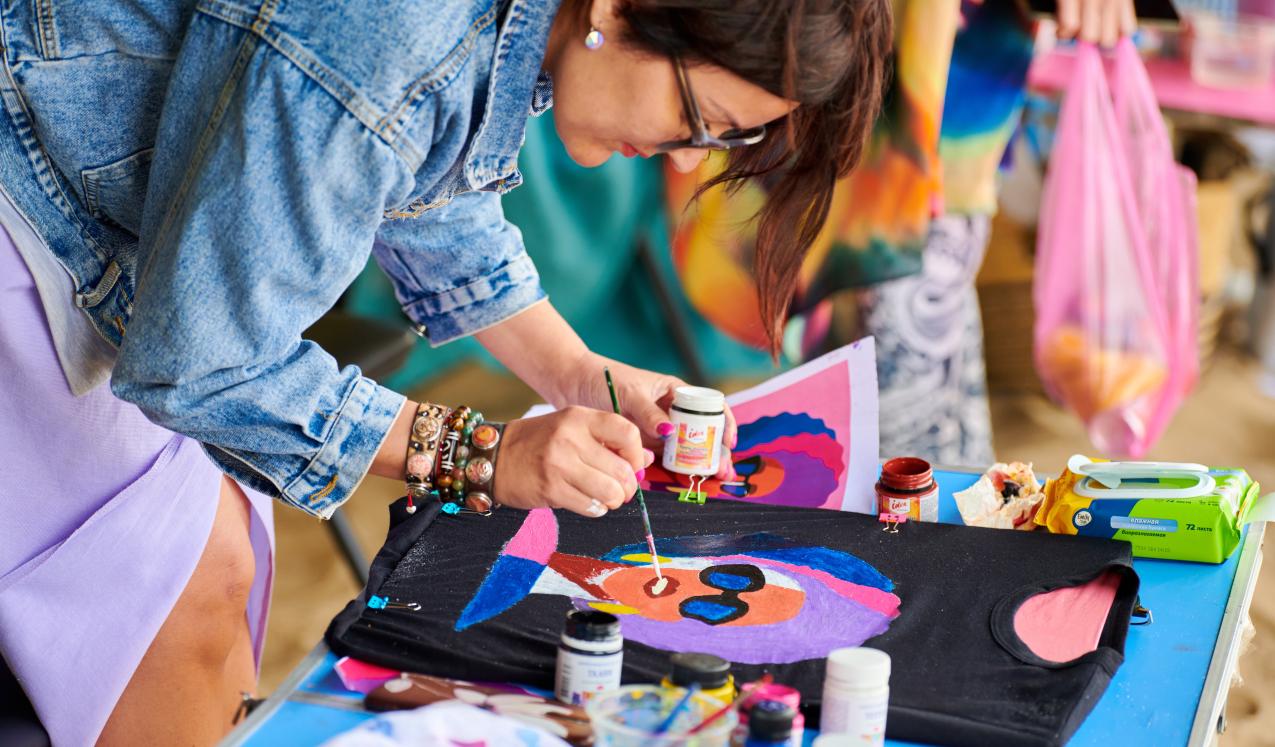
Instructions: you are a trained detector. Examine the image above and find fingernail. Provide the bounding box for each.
[643,448,655,466]
[636,468,646,482]
[656,422,674,438]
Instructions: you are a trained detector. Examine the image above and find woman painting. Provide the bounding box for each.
[0,0,890,744]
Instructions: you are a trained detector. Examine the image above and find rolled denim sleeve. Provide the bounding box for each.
[373,190,547,345]
[113,13,416,518]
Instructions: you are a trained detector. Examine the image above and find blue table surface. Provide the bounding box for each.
[238,470,1250,746]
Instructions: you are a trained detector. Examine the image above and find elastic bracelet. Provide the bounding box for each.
[461,421,505,513]
[403,402,450,515]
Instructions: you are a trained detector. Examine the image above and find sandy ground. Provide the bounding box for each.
[258,350,1275,745]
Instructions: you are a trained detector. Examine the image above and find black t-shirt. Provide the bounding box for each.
[328,495,1138,747]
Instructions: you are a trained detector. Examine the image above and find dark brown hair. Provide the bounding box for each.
[610,0,893,354]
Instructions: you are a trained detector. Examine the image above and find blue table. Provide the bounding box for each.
[222,470,1266,746]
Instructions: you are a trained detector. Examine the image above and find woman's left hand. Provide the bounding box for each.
[1056,0,1137,47]
[564,353,738,481]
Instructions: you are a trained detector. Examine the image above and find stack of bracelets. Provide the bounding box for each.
[403,402,505,515]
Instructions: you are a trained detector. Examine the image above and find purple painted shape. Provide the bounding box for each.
[730,450,840,508]
[612,570,896,664]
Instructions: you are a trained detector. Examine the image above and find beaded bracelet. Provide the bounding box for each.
[403,402,451,515]
[437,407,482,500]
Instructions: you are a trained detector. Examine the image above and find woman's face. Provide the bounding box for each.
[545,3,796,174]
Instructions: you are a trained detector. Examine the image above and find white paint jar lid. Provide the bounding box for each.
[672,386,725,414]
[826,646,891,686]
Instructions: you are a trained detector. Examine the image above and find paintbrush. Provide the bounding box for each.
[653,682,701,735]
[685,673,774,735]
[603,367,665,590]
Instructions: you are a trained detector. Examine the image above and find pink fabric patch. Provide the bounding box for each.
[503,508,556,564]
[1013,571,1122,663]
[334,656,400,694]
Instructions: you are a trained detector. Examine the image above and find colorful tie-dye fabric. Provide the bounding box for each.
[665,0,1033,350]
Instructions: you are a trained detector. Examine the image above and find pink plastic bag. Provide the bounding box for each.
[1034,42,1197,457]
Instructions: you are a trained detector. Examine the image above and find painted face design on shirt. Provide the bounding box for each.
[455,509,902,664]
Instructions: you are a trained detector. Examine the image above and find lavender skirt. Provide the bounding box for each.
[0,228,275,746]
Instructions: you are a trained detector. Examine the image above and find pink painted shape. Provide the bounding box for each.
[731,362,851,509]
[1013,571,1122,663]
[1029,49,1275,126]
[721,554,901,619]
[334,656,400,694]
[503,508,557,564]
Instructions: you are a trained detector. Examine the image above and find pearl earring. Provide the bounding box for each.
[584,27,604,50]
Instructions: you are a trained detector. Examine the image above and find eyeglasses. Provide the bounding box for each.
[678,563,766,625]
[653,56,767,155]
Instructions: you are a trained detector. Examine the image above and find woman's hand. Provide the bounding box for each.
[493,407,655,517]
[563,353,738,481]
[1056,0,1136,47]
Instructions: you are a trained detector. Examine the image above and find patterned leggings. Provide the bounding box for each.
[855,214,996,467]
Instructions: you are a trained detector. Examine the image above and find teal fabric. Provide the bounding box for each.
[348,112,772,392]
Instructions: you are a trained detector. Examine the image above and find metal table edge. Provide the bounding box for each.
[220,642,332,746]
[1189,521,1266,746]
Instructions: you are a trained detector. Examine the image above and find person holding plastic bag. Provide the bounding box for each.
[1034,38,1199,457]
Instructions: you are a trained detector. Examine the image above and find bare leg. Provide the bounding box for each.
[98,477,258,747]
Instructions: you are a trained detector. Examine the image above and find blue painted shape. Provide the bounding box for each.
[706,571,754,590]
[455,555,545,631]
[681,598,737,622]
[602,531,796,563]
[734,412,836,452]
[748,546,894,593]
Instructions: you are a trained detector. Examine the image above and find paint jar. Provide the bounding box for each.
[555,609,623,705]
[736,683,803,746]
[662,652,736,704]
[876,457,938,523]
[663,386,726,476]
[743,700,796,747]
[585,684,736,747]
[820,647,890,744]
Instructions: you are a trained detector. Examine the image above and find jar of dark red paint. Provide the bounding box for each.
[876,457,938,522]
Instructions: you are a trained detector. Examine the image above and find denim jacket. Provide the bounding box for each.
[0,0,555,517]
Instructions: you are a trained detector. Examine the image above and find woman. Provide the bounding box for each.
[0,0,891,744]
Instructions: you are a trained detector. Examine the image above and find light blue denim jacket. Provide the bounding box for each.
[0,0,556,517]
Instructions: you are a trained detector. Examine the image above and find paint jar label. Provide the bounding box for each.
[877,486,938,522]
[672,423,716,470]
[554,648,623,705]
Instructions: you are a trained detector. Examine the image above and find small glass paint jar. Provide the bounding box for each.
[820,647,890,744]
[661,652,736,704]
[743,700,797,747]
[662,386,726,476]
[554,609,623,706]
[876,457,938,523]
[737,682,803,746]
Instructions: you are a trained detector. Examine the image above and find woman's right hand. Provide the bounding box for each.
[494,407,654,517]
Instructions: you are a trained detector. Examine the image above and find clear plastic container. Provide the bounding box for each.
[1189,12,1275,88]
[585,685,735,747]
